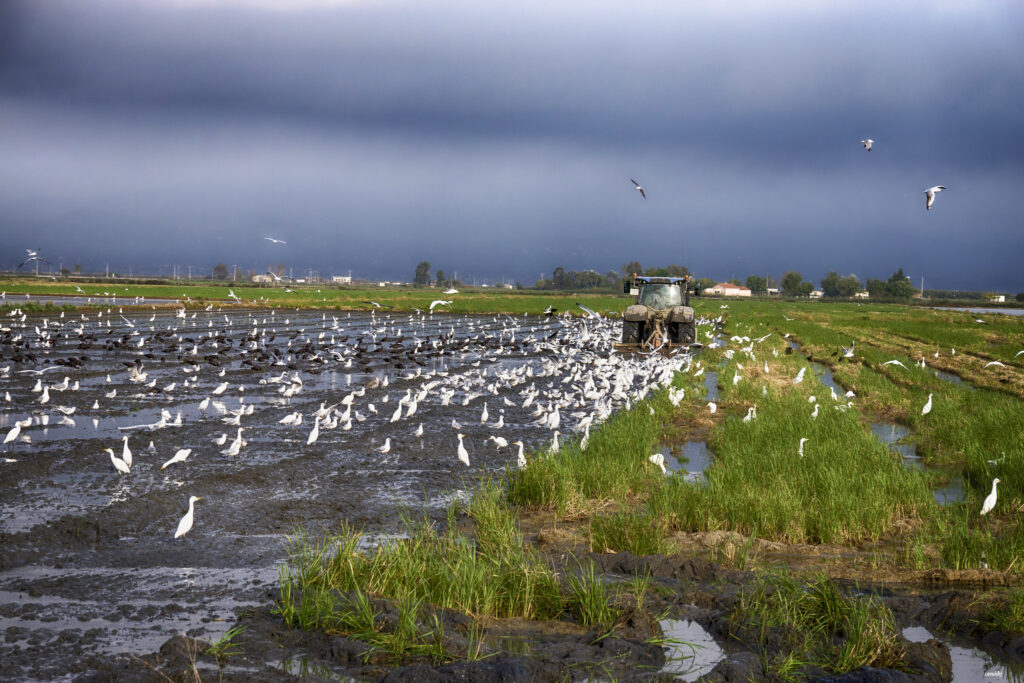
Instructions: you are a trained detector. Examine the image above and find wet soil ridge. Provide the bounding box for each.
[95,554,972,681]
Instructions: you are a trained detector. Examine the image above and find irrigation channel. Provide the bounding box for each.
[0,305,700,680]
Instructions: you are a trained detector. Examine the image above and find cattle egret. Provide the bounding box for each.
[456,433,470,466]
[105,448,130,474]
[174,496,202,538]
[513,441,527,469]
[161,449,193,469]
[648,453,667,474]
[922,393,933,415]
[980,478,1000,516]
[799,438,809,458]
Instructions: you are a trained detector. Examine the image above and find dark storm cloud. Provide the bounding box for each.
[1,0,1022,290]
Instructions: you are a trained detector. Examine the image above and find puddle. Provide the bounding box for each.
[703,372,719,401]
[935,370,976,391]
[275,655,358,681]
[659,619,725,680]
[933,475,966,506]
[660,441,714,483]
[809,362,845,396]
[872,422,921,469]
[786,340,801,350]
[903,626,1024,682]
[872,422,965,504]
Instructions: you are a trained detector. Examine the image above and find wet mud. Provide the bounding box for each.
[0,306,695,680]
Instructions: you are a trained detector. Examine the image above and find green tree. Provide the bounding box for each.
[884,268,915,298]
[695,277,716,293]
[622,261,643,278]
[74,264,81,274]
[552,267,566,289]
[799,281,813,296]
[745,275,767,293]
[212,263,228,280]
[414,261,431,286]
[435,269,446,286]
[866,278,886,298]
[1016,292,1024,303]
[781,271,804,296]
[821,271,841,297]
[60,267,70,276]
[837,274,861,297]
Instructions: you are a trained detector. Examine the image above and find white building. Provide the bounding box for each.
[251,273,273,284]
[332,275,352,284]
[809,290,823,299]
[990,295,1006,303]
[854,290,870,299]
[705,282,752,297]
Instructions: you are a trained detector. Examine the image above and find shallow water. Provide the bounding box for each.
[935,369,976,391]
[661,441,714,484]
[935,307,1024,317]
[659,619,725,680]
[703,371,719,402]
[871,421,965,504]
[903,625,1024,682]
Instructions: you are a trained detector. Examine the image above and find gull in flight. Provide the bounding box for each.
[17,249,49,268]
[924,186,946,211]
[265,237,286,244]
[861,139,874,151]
[882,359,908,370]
[630,178,646,199]
[429,300,453,312]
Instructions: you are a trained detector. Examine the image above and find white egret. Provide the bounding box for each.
[105,448,130,474]
[798,438,809,458]
[980,478,1000,516]
[161,449,193,469]
[513,441,527,468]
[648,453,667,474]
[922,393,933,415]
[121,436,133,467]
[174,496,202,538]
[306,418,320,445]
[457,433,470,466]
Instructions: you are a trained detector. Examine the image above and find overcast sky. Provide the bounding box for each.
[1,0,1022,290]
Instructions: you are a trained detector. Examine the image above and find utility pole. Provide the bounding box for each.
[188,265,192,281]
[232,265,237,282]
[920,276,924,298]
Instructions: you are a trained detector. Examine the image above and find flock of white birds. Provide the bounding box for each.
[0,298,720,540]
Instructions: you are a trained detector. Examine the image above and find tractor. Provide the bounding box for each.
[615,275,697,351]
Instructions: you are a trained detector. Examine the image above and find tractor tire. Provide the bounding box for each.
[622,321,641,344]
[677,321,696,345]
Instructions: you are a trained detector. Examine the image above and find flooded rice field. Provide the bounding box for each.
[0,305,695,680]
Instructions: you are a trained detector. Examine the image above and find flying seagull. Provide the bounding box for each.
[630,179,646,199]
[861,139,874,151]
[264,237,286,244]
[17,249,49,268]
[924,186,946,211]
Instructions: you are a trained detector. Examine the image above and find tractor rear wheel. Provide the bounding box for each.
[622,321,641,344]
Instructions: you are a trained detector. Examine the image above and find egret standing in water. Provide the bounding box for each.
[456,433,470,466]
[174,496,202,538]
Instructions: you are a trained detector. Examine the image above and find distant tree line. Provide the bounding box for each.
[413,261,460,287]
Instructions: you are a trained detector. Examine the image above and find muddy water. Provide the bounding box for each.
[903,626,1024,681]
[0,308,690,680]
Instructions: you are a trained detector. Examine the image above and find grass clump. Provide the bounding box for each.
[728,571,906,679]
[590,510,671,556]
[275,482,630,661]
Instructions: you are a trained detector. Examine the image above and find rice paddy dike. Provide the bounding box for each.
[4,296,1024,681]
